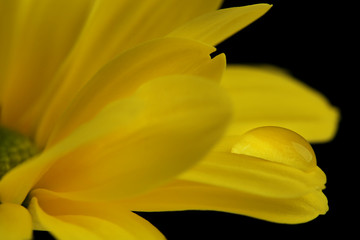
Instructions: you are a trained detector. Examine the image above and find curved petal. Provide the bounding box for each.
[0,202,32,240]
[35,75,231,201]
[29,198,112,240]
[41,37,224,147]
[179,127,326,198]
[221,65,340,143]
[0,0,95,135]
[16,0,223,140]
[0,93,145,204]
[1,73,230,203]
[179,152,326,199]
[28,189,164,240]
[168,4,271,46]
[120,180,328,224]
[117,127,328,224]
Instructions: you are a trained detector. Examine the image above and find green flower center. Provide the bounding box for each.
[0,127,39,179]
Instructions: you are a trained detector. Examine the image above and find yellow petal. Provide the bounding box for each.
[120,180,328,224]
[221,65,340,143]
[15,0,222,142]
[0,93,145,203]
[29,198,107,240]
[41,37,225,147]
[35,75,231,201]
[0,202,32,240]
[28,189,164,240]
[0,0,95,135]
[123,127,328,223]
[168,4,271,46]
[179,152,326,199]
[191,53,226,83]
[180,127,326,198]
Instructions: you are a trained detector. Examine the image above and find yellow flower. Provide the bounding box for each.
[0,1,339,239]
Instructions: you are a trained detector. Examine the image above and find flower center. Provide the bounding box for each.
[0,126,39,179]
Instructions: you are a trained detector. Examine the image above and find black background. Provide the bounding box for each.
[35,0,353,239]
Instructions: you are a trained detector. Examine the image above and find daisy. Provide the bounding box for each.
[0,1,338,239]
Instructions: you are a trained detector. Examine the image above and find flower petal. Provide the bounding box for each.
[119,127,328,224]
[0,93,145,203]
[35,75,231,201]
[168,4,271,46]
[0,202,32,240]
[221,65,340,143]
[28,189,164,240]
[0,39,224,204]
[0,0,95,135]
[41,37,225,147]
[180,126,326,198]
[29,198,110,240]
[179,152,326,199]
[15,0,222,142]
[120,180,328,224]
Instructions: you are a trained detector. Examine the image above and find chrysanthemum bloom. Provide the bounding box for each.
[0,0,339,239]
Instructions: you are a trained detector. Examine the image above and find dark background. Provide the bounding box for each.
[35,0,353,239]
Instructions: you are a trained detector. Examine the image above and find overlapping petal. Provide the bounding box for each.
[117,127,328,224]
[0,36,229,206]
[178,126,327,206]
[221,65,340,143]
[29,189,164,240]
[119,180,328,224]
[179,152,326,198]
[0,202,32,239]
[42,37,225,147]
[5,0,223,143]
[35,75,231,201]
[0,0,336,237]
[0,0,95,135]
[0,97,143,204]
